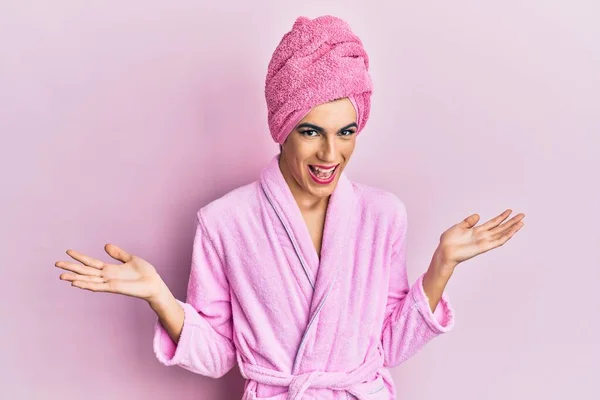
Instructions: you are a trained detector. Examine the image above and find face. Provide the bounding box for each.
[279,97,357,202]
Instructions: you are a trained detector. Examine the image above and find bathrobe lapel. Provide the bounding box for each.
[259,154,356,373]
[259,155,319,289]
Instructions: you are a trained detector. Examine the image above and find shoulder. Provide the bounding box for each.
[195,180,262,237]
[349,180,407,229]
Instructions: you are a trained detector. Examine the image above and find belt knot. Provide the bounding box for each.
[237,351,383,400]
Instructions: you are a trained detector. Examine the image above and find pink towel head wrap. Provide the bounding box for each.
[265,15,373,145]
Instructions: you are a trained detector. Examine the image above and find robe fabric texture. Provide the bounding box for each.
[153,154,455,399]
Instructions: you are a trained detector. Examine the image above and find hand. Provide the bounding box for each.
[55,244,166,303]
[436,209,525,270]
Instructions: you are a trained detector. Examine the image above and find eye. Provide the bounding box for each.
[339,129,356,137]
[299,129,319,137]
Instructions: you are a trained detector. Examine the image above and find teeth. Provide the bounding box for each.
[313,166,336,173]
[310,165,336,179]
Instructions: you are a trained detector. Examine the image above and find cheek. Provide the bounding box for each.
[285,139,313,160]
[343,140,356,155]
[334,148,351,162]
[289,156,308,177]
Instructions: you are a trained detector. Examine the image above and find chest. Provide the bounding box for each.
[301,210,326,258]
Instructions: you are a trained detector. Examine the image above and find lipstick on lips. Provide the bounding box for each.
[307,163,339,184]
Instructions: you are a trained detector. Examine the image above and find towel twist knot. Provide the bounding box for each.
[265,15,373,145]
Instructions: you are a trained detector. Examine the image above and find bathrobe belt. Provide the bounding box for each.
[237,351,383,400]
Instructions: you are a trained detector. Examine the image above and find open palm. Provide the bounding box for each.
[55,244,163,302]
[437,209,525,267]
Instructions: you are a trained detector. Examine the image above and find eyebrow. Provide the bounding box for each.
[296,122,358,132]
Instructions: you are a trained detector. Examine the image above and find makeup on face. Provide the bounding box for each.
[296,122,358,137]
[307,163,339,184]
[295,121,357,186]
[280,98,358,195]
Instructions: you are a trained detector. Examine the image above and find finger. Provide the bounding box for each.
[459,214,480,228]
[59,272,105,283]
[490,220,524,246]
[477,209,512,232]
[488,213,525,237]
[55,261,103,277]
[71,280,111,292]
[104,244,133,264]
[72,278,133,297]
[65,249,105,270]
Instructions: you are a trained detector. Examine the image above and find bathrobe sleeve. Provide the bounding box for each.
[152,210,236,378]
[380,201,455,368]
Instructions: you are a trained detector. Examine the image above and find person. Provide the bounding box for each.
[55,15,525,400]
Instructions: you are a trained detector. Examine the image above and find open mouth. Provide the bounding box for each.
[308,164,339,184]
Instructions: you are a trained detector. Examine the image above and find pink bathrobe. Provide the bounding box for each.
[153,154,455,399]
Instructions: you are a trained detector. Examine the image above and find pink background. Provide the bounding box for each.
[1,1,598,399]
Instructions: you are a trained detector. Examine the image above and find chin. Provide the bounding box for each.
[305,176,339,196]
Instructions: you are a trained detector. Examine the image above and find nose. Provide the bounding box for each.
[317,135,337,163]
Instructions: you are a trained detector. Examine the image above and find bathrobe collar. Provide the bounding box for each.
[259,153,356,321]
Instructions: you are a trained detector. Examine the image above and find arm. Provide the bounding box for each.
[422,249,455,314]
[150,210,236,378]
[149,283,185,345]
[380,201,455,368]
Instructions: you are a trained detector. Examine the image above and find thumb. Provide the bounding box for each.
[104,243,133,263]
[460,213,480,229]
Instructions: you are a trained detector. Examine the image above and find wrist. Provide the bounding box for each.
[147,279,174,308]
[430,247,457,279]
